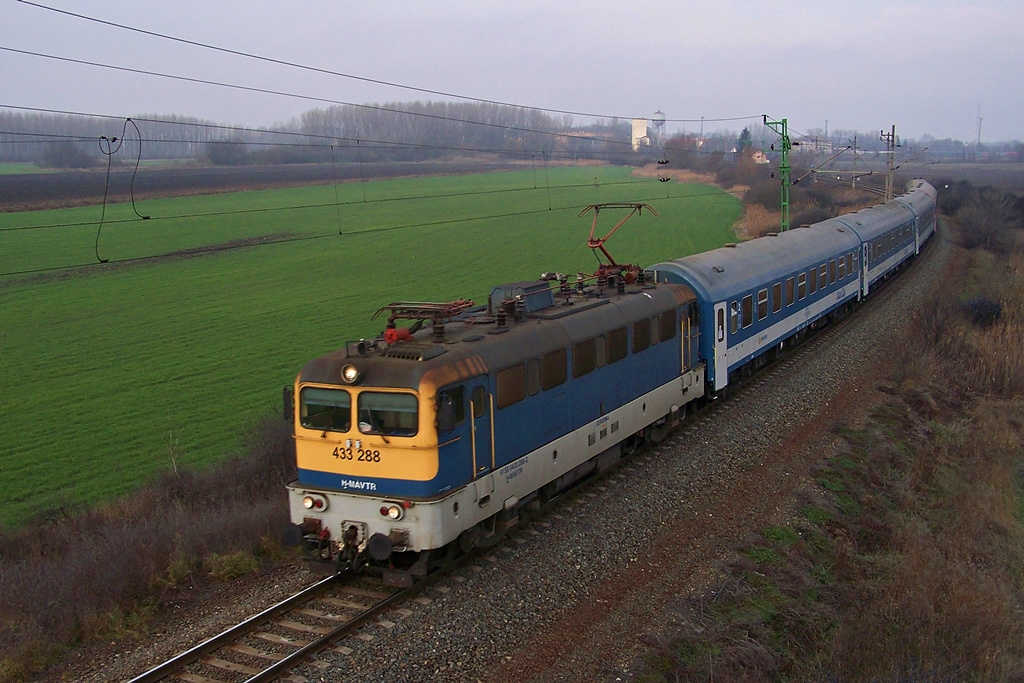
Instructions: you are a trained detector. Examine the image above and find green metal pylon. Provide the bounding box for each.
[763,115,791,231]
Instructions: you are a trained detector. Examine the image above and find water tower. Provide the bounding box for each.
[651,110,666,145]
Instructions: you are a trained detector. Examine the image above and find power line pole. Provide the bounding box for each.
[880,124,898,201]
[763,115,791,231]
[849,134,858,188]
[976,105,983,154]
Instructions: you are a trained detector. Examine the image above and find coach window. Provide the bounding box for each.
[829,260,836,285]
[607,327,627,364]
[798,273,807,300]
[300,387,351,432]
[633,318,651,353]
[527,359,541,396]
[730,302,740,334]
[595,336,607,369]
[819,264,828,288]
[757,289,768,321]
[358,392,418,436]
[809,268,817,294]
[660,310,677,341]
[573,338,597,378]
[838,257,845,279]
[772,283,782,314]
[847,253,854,274]
[786,277,795,306]
[541,348,567,390]
[741,295,753,328]
[650,316,660,346]
[497,365,526,408]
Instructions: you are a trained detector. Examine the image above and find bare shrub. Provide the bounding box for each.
[955,185,1023,255]
[803,183,875,210]
[790,206,834,229]
[0,414,296,680]
[744,179,781,210]
[741,205,781,239]
[716,158,770,190]
[962,296,1002,327]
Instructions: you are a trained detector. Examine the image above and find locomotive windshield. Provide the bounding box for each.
[358,392,418,437]
[299,387,351,432]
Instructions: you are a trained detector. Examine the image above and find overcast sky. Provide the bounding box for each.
[2,0,1021,143]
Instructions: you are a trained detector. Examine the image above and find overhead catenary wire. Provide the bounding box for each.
[13,0,763,127]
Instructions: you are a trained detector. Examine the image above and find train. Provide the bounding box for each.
[282,179,937,586]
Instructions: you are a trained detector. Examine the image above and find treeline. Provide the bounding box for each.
[0,111,223,166]
[0,103,636,168]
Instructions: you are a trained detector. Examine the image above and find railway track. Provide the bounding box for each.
[127,571,436,683]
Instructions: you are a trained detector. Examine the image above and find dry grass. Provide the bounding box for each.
[0,415,296,682]
[739,205,782,239]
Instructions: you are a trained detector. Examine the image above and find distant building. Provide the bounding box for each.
[751,149,770,164]
[632,118,650,151]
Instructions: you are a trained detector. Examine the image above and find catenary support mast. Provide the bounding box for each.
[763,115,792,231]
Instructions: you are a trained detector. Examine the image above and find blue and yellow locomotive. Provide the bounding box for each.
[285,268,705,583]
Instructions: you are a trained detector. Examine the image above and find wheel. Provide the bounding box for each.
[458,525,479,553]
[649,422,671,443]
[476,516,503,548]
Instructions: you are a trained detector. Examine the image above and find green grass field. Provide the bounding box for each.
[0,165,740,528]
[0,163,51,175]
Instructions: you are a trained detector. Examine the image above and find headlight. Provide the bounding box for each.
[302,493,328,511]
[341,364,362,385]
[380,504,403,520]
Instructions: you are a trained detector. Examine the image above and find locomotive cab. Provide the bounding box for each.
[285,332,495,579]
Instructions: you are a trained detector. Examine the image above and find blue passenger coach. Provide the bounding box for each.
[649,180,936,392]
[648,223,862,392]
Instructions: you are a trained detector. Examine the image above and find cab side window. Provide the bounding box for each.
[437,386,465,433]
[472,386,487,418]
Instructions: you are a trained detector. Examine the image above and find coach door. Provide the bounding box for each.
[862,243,871,297]
[713,301,728,391]
[468,378,494,477]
